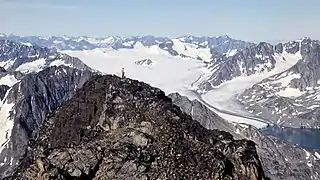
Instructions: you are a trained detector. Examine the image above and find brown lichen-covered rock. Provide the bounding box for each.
[6,75,268,180]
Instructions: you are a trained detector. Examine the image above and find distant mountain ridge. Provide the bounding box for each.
[0,33,254,54]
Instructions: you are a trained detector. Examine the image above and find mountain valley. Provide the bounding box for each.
[0,34,319,179]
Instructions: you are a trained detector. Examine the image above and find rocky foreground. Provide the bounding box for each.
[5,75,268,180]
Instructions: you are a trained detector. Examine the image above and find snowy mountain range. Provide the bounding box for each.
[0,34,320,179]
[0,33,254,54]
[194,38,315,91]
[238,39,320,128]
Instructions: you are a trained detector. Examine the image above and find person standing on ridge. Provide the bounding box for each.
[121,67,125,78]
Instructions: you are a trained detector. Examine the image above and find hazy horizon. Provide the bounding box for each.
[1,0,319,42]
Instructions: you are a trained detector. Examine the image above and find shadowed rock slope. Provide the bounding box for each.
[0,66,96,178]
[6,75,268,180]
[169,93,320,180]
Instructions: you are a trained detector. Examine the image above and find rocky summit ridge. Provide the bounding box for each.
[6,75,268,180]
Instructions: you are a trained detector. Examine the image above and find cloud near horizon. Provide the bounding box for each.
[1,0,80,9]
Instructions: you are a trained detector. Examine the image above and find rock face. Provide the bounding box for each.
[0,84,10,100]
[7,75,268,180]
[168,93,239,136]
[0,66,96,178]
[169,93,320,180]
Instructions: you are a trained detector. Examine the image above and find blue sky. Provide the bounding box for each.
[1,0,319,42]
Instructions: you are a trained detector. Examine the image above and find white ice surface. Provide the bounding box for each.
[0,75,19,87]
[303,149,311,160]
[50,59,72,67]
[213,109,267,128]
[277,87,304,98]
[15,58,46,73]
[0,95,15,154]
[64,46,204,95]
[315,152,320,159]
[225,49,237,57]
[20,42,32,46]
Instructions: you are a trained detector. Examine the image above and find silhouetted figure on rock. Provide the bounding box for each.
[121,67,125,78]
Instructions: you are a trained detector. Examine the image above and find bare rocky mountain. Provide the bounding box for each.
[169,93,320,180]
[6,75,268,180]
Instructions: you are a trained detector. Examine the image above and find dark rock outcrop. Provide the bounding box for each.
[0,84,10,100]
[7,75,267,180]
[169,93,239,136]
[158,40,179,56]
[135,58,153,66]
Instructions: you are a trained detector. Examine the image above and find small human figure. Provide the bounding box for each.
[121,67,125,78]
